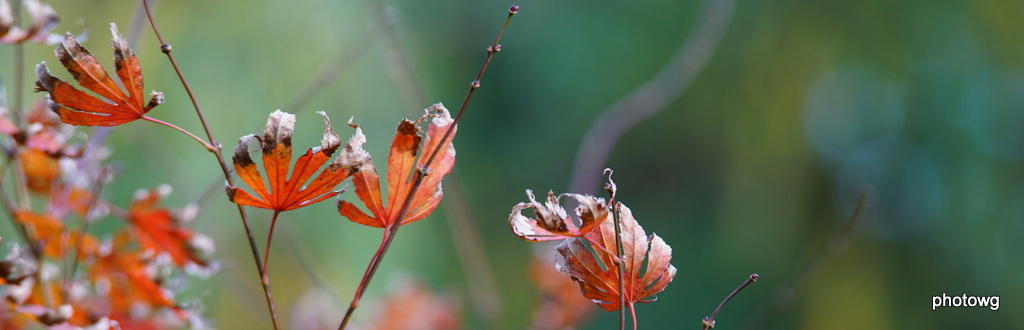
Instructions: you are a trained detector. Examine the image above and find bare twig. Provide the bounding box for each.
[361,0,426,109]
[363,0,504,325]
[282,11,394,112]
[337,6,520,329]
[567,0,734,194]
[744,194,867,328]
[441,174,503,326]
[702,273,759,329]
[141,1,280,328]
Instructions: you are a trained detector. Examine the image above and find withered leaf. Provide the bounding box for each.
[510,190,609,242]
[555,203,676,312]
[35,23,163,127]
[228,110,359,212]
[338,103,456,228]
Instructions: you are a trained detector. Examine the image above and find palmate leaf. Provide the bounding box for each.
[126,186,209,267]
[35,23,164,127]
[228,110,361,212]
[555,202,676,312]
[338,103,456,229]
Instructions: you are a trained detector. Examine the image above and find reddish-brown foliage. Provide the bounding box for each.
[228,110,361,212]
[338,104,456,228]
[509,190,609,242]
[35,23,164,127]
[126,186,208,267]
[555,203,676,312]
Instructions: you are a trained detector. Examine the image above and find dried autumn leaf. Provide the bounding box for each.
[0,0,59,44]
[35,23,164,127]
[126,185,209,267]
[510,190,609,242]
[555,203,676,312]
[338,103,456,228]
[228,110,359,212]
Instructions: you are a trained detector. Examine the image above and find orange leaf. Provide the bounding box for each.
[89,234,179,313]
[509,190,609,242]
[13,210,64,257]
[338,103,456,228]
[34,23,164,127]
[555,202,677,312]
[126,186,209,267]
[228,110,359,212]
[18,148,59,193]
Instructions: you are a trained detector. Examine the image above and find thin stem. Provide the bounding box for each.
[337,6,519,329]
[283,11,393,113]
[612,200,626,330]
[64,168,109,300]
[603,169,626,330]
[13,44,25,127]
[141,1,280,328]
[263,211,281,271]
[630,303,637,330]
[364,0,504,324]
[568,0,734,195]
[338,229,393,329]
[0,150,40,262]
[142,116,215,151]
[745,194,867,328]
[703,273,758,329]
[11,0,25,127]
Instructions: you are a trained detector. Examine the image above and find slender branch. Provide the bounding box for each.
[745,194,867,328]
[567,0,734,195]
[263,211,281,271]
[64,167,110,301]
[283,11,393,112]
[0,149,40,262]
[11,0,25,127]
[141,1,280,328]
[442,174,502,326]
[12,45,25,127]
[603,169,626,330]
[363,0,506,324]
[702,273,759,329]
[142,115,215,151]
[337,6,519,329]
[361,0,426,109]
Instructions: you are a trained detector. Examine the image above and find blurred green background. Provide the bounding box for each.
[3,0,1023,328]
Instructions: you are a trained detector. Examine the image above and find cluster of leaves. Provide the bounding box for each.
[510,171,677,329]
[0,6,211,327]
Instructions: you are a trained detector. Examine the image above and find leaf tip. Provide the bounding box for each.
[317,111,341,154]
[264,110,296,148]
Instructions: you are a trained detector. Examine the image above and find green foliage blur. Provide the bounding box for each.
[2,0,1022,328]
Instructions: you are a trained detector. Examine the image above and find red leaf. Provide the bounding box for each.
[555,203,677,312]
[34,23,164,127]
[89,234,179,313]
[509,190,609,242]
[228,110,359,212]
[126,185,209,267]
[338,103,456,228]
